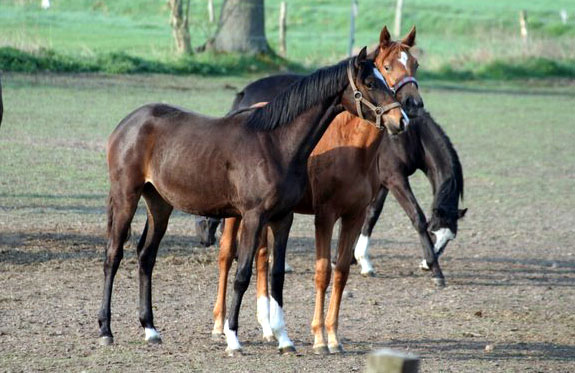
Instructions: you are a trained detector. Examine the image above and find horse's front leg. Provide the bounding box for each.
[212,217,241,337]
[311,211,337,354]
[224,211,265,356]
[267,213,296,354]
[355,186,389,276]
[389,178,445,287]
[326,211,365,353]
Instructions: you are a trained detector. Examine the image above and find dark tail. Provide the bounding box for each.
[106,192,114,238]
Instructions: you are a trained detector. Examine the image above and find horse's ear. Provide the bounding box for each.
[379,26,391,48]
[458,208,468,219]
[401,25,417,47]
[354,46,368,68]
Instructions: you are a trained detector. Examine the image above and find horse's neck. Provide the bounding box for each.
[271,96,344,167]
[419,121,456,196]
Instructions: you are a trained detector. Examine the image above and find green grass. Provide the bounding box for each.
[1,73,574,230]
[1,0,574,77]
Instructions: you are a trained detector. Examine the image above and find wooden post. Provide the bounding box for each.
[279,1,287,57]
[394,0,404,38]
[367,349,420,373]
[560,9,568,25]
[207,0,214,23]
[519,10,528,44]
[348,0,358,57]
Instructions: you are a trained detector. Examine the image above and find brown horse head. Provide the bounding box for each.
[345,47,407,135]
[374,25,423,118]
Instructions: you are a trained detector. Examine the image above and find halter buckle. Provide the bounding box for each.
[353,91,363,101]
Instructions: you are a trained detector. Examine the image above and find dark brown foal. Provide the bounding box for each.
[98,49,405,355]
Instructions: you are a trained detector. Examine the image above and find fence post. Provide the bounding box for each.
[279,1,287,57]
[367,349,420,373]
[560,9,568,25]
[519,10,528,44]
[394,0,404,38]
[348,0,358,57]
[208,0,214,23]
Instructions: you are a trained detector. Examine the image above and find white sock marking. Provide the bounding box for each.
[270,297,294,349]
[224,320,242,351]
[354,234,374,274]
[419,259,430,270]
[256,296,274,339]
[398,51,409,67]
[144,327,160,341]
[431,228,455,254]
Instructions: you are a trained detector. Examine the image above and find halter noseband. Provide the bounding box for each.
[347,60,401,130]
[391,76,419,94]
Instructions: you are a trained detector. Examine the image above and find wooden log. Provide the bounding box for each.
[279,1,287,57]
[367,349,420,373]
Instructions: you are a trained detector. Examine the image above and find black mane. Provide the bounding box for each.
[415,111,464,210]
[245,59,351,131]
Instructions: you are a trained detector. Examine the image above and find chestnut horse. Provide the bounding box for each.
[98,49,406,355]
[354,111,466,276]
[209,27,423,354]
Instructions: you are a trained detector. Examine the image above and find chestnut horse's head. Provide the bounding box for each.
[344,47,407,135]
[373,26,423,118]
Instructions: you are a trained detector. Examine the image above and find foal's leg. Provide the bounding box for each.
[326,211,365,353]
[255,227,274,342]
[224,211,265,355]
[138,186,173,343]
[355,187,389,276]
[311,211,337,354]
[98,187,141,345]
[212,217,241,336]
[267,213,296,353]
[389,178,445,287]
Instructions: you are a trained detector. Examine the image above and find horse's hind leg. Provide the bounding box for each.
[212,217,241,337]
[98,187,142,345]
[326,211,365,353]
[267,213,295,353]
[355,186,389,276]
[138,184,173,344]
[255,227,274,342]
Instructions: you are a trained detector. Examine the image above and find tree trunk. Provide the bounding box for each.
[208,0,270,54]
[168,0,193,55]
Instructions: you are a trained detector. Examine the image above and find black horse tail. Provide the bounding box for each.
[106,192,114,238]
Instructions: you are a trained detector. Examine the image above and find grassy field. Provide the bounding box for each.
[1,0,574,74]
[1,73,574,371]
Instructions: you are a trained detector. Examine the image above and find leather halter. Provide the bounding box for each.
[391,76,418,94]
[347,60,401,130]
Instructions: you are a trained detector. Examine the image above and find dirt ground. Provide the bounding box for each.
[1,74,574,372]
[1,209,574,372]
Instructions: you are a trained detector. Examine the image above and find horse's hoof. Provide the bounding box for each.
[211,331,224,341]
[433,277,446,288]
[263,334,275,343]
[328,344,344,354]
[225,348,243,357]
[278,345,297,355]
[313,345,329,355]
[146,336,162,345]
[99,336,114,346]
[361,270,375,277]
[419,259,431,271]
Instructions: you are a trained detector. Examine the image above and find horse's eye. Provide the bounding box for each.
[384,65,392,72]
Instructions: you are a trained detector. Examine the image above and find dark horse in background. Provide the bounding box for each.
[98,49,405,355]
[197,31,465,282]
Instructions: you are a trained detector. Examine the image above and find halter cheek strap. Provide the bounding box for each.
[347,60,401,130]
